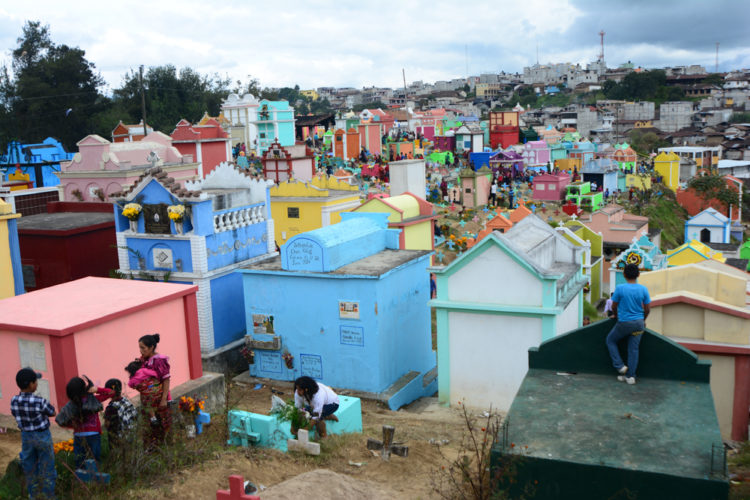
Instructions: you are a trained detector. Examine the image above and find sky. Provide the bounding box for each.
[1,0,749,93]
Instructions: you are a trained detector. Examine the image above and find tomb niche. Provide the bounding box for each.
[143,203,171,234]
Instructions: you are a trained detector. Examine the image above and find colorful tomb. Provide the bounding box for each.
[0,195,23,298]
[110,163,276,352]
[0,277,202,415]
[239,213,436,410]
[353,192,436,251]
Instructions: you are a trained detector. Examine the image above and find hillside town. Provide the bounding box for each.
[1,14,750,500]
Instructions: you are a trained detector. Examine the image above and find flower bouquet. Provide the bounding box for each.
[167,204,186,223]
[178,395,205,417]
[122,203,142,221]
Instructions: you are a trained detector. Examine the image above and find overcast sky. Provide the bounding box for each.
[1,0,749,92]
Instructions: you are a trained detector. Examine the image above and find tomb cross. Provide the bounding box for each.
[447,241,456,250]
[287,429,321,455]
[436,251,445,263]
[195,410,211,435]
[482,207,490,213]
[570,213,577,220]
[366,425,408,461]
[216,475,260,500]
[459,220,466,227]
[75,459,110,484]
[146,151,160,169]
[472,216,479,223]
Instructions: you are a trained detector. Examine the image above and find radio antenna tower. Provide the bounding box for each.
[715,42,719,72]
[598,30,605,61]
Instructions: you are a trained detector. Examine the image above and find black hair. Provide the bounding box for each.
[65,376,93,404]
[138,333,160,349]
[125,360,143,378]
[105,378,122,397]
[294,376,319,401]
[623,263,640,280]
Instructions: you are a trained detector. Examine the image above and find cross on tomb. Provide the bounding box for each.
[436,251,445,263]
[367,425,408,461]
[472,216,480,223]
[447,241,456,250]
[287,429,320,455]
[75,459,110,484]
[459,220,466,227]
[216,475,260,500]
[195,410,211,435]
[482,207,490,213]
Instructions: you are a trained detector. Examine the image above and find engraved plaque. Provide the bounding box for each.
[143,203,171,234]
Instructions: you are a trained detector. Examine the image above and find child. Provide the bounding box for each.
[293,376,339,439]
[606,264,651,385]
[56,376,112,468]
[103,378,137,444]
[125,360,160,427]
[11,368,57,499]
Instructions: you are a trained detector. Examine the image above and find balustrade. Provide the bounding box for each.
[213,204,266,233]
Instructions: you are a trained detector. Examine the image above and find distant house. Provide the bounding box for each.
[685,207,731,244]
[111,120,153,143]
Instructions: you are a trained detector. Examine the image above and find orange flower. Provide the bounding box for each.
[510,443,515,448]
[481,427,486,432]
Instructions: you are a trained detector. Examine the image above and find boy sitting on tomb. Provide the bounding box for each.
[605,264,651,385]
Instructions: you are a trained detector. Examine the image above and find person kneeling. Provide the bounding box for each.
[292,376,339,439]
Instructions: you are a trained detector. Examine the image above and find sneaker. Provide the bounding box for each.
[618,365,628,374]
[617,375,636,385]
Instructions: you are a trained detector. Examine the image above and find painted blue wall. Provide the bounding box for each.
[1,138,73,187]
[8,218,25,295]
[211,272,248,346]
[239,253,435,394]
[125,238,193,272]
[470,152,495,170]
[205,220,268,271]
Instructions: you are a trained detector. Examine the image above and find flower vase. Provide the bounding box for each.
[186,424,196,439]
[129,219,138,232]
[174,221,183,235]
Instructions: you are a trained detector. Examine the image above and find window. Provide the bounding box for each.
[287,207,300,219]
[537,184,546,190]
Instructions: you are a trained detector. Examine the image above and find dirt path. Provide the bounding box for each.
[123,381,473,499]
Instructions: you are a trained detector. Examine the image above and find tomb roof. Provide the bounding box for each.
[109,166,204,201]
[0,277,197,336]
[16,212,114,233]
[242,249,430,278]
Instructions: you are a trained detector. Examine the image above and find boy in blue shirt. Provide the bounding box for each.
[11,368,57,499]
[606,264,651,385]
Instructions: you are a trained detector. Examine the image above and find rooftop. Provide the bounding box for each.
[0,277,197,335]
[16,212,114,232]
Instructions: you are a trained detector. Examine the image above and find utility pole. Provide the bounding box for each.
[402,68,407,107]
[715,42,719,73]
[140,65,147,137]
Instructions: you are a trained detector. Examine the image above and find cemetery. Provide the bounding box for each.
[2,75,749,500]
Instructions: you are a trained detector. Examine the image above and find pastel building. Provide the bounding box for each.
[111,120,153,142]
[560,219,604,303]
[261,140,316,183]
[333,128,361,161]
[613,144,637,172]
[460,166,492,208]
[252,100,296,154]
[359,121,383,155]
[684,207,731,244]
[110,162,276,353]
[532,172,571,201]
[455,124,484,154]
[170,119,231,177]
[431,215,586,410]
[0,277,202,416]
[654,151,681,191]
[521,140,551,170]
[640,264,750,440]
[489,111,519,149]
[568,142,597,164]
[581,158,619,193]
[221,93,261,150]
[609,234,667,289]
[239,213,436,410]
[667,240,725,267]
[389,159,426,198]
[57,133,199,203]
[353,192,437,251]
[0,194,23,298]
[269,175,360,246]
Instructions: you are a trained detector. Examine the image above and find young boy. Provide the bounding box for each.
[11,368,57,499]
[606,264,651,385]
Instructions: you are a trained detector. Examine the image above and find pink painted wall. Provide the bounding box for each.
[201,142,229,176]
[291,157,315,182]
[0,332,55,414]
[73,298,191,400]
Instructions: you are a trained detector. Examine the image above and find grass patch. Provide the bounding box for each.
[630,186,688,252]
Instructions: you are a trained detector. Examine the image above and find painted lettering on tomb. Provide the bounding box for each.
[300,354,323,379]
[340,325,364,347]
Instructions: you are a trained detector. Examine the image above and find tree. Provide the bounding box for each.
[628,129,668,155]
[111,65,232,133]
[0,21,106,149]
[687,173,740,211]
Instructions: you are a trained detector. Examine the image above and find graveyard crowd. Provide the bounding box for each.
[10,334,171,498]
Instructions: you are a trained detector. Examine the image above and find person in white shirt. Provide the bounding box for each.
[293,376,339,439]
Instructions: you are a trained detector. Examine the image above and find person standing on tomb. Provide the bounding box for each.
[137,333,172,442]
[605,264,651,385]
[292,376,339,440]
[489,181,498,206]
